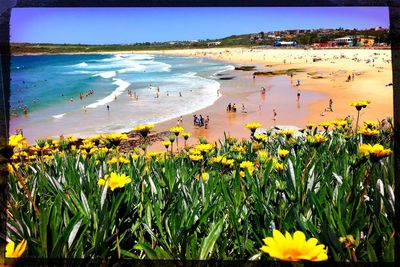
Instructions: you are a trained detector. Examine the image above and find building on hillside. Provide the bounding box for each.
[312,42,336,48]
[334,36,356,46]
[357,36,376,47]
[207,41,221,47]
[273,40,299,47]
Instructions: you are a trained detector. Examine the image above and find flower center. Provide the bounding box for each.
[283,248,303,261]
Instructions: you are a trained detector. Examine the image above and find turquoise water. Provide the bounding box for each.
[10,53,233,141]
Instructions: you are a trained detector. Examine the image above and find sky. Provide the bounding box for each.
[10,7,389,45]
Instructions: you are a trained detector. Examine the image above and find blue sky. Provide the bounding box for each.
[11,7,389,44]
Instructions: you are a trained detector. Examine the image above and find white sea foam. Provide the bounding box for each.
[86,78,131,108]
[76,62,88,67]
[94,71,117,79]
[90,54,171,73]
[210,65,235,78]
[66,70,97,75]
[101,54,155,61]
[52,113,66,119]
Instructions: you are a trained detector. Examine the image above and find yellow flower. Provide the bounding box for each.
[189,154,203,161]
[278,149,289,158]
[188,148,201,155]
[363,120,379,129]
[313,134,328,143]
[279,129,295,137]
[239,161,255,175]
[6,239,27,258]
[254,134,267,142]
[170,126,184,135]
[359,143,392,158]
[161,140,171,149]
[210,156,223,164]
[66,135,78,142]
[9,134,28,148]
[130,153,139,160]
[194,143,214,153]
[107,157,130,164]
[201,172,209,182]
[7,163,20,175]
[221,158,234,168]
[358,127,379,136]
[331,120,348,127]
[106,133,128,142]
[181,132,192,140]
[260,230,328,261]
[275,162,284,172]
[350,100,370,110]
[257,150,269,163]
[245,122,262,131]
[306,123,315,129]
[80,142,94,150]
[133,124,154,137]
[146,151,164,159]
[100,172,132,191]
[319,122,331,130]
[233,144,246,153]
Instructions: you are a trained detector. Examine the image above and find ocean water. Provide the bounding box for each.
[10,53,234,142]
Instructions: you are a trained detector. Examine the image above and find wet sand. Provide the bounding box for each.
[140,48,392,151]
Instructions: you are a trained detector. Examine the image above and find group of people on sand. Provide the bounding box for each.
[79,89,95,100]
[193,114,210,129]
[320,99,334,116]
[346,73,355,82]
[128,89,139,100]
[226,103,237,112]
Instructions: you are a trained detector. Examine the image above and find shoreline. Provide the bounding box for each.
[11,48,393,149]
[11,46,391,57]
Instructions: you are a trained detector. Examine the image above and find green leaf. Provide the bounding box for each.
[383,237,394,262]
[367,241,378,262]
[134,242,157,259]
[199,219,223,260]
[50,213,83,257]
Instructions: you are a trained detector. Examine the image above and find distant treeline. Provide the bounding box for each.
[10,28,390,54]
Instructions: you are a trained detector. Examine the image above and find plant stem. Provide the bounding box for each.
[11,164,40,216]
[355,110,360,132]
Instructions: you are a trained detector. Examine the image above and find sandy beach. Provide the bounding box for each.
[125,47,393,151]
[11,48,393,150]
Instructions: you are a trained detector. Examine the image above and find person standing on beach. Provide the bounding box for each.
[227,103,232,112]
[179,116,183,125]
[107,105,110,111]
[205,115,210,129]
[297,90,301,102]
[193,115,198,126]
[23,106,28,115]
[179,92,182,97]
[297,80,300,86]
[273,109,277,122]
[329,99,333,111]
[200,115,204,127]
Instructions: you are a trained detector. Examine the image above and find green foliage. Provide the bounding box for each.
[7,128,394,261]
